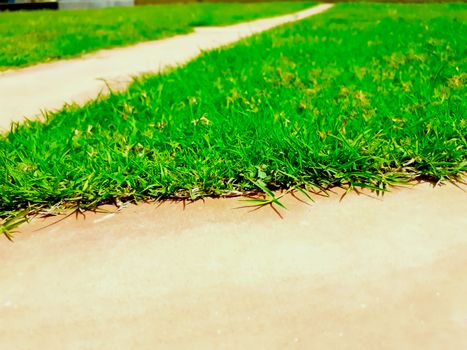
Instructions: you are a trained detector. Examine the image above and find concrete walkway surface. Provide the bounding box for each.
[0,3,333,131]
[1,182,466,349]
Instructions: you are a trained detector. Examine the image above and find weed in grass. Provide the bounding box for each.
[0,3,466,237]
[240,181,289,210]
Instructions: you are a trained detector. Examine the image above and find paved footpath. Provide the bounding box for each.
[0,4,333,131]
[0,183,466,349]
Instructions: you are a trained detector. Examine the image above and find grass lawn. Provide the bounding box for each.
[1,3,466,236]
[0,2,314,70]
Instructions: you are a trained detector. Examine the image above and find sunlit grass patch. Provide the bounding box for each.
[1,3,466,236]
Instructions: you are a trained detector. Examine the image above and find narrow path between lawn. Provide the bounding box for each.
[0,3,333,131]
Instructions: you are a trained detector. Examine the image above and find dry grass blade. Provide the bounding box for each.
[0,211,29,241]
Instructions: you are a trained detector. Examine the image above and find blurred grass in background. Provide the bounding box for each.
[0,2,314,70]
[136,0,467,4]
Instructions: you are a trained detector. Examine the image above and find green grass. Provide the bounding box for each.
[1,3,466,234]
[0,2,314,70]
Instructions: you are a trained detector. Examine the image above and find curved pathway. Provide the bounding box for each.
[0,4,333,130]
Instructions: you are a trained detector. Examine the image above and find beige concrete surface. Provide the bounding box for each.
[0,182,466,349]
[0,4,333,131]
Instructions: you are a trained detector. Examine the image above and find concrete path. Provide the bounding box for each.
[1,183,466,349]
[0,3,333,131]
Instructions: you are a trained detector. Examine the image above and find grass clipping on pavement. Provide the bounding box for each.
[1,3,466,236]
